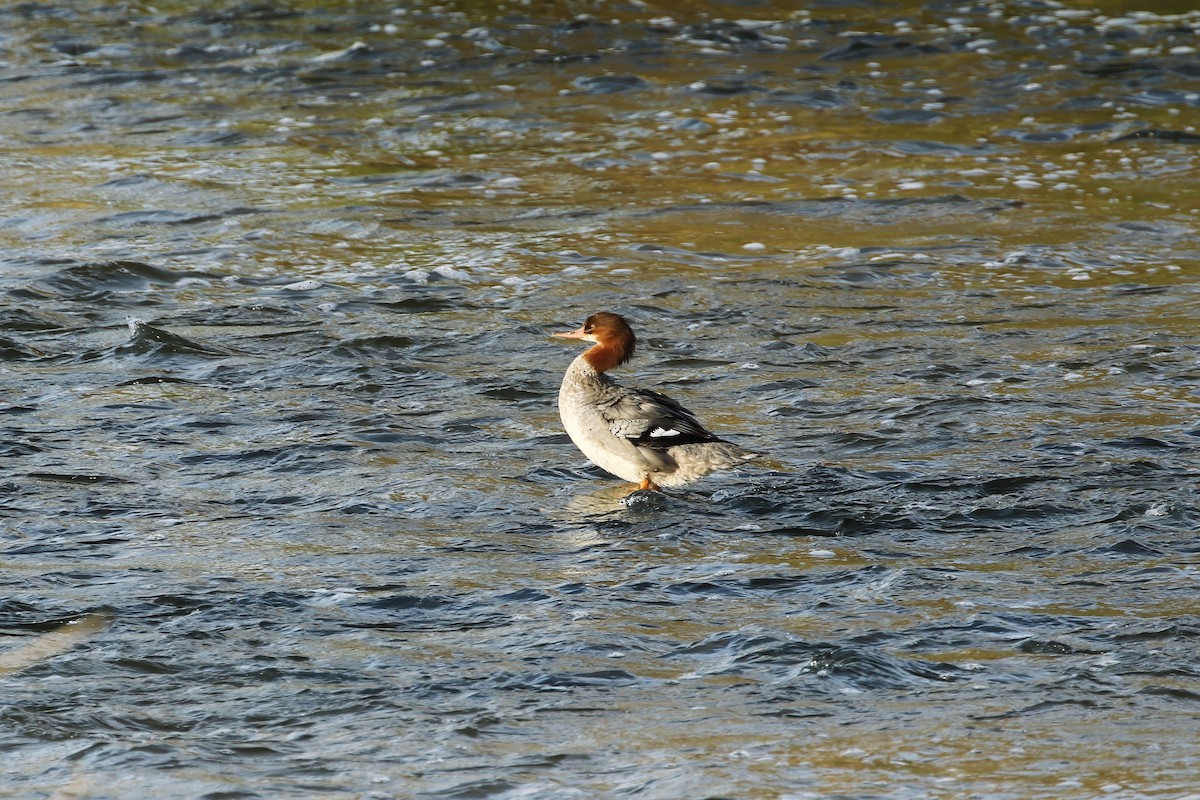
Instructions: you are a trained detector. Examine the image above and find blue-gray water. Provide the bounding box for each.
[2,2,1198,798]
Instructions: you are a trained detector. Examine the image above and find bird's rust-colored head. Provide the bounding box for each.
[553,311,636,372]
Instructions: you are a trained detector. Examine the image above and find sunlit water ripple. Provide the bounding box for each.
[1,2,1198,798]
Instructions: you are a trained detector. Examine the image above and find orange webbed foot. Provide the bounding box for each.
[637,476,661,492]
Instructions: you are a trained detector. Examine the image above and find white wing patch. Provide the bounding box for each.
[601,385,718,446]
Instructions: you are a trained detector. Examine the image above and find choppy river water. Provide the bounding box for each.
[2,1,1199,798]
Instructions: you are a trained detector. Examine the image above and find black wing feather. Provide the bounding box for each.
[599,385,723,449]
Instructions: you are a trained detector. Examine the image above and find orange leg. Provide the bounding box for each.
[638,475,661,491]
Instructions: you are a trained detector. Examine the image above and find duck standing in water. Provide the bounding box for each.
[553,312,759,490]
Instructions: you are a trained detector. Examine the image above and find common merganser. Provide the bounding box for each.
[553,312,759,490]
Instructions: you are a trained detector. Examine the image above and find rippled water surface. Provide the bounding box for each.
[2,1,1199,798]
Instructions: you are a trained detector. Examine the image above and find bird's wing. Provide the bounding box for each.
[598,385,721,448]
